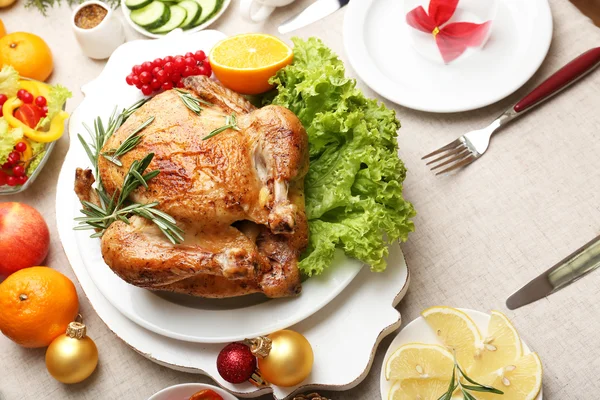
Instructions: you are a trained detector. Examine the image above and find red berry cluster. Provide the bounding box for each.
[125,50,212,96]
[16,90,48,113]
[0,142,29,187]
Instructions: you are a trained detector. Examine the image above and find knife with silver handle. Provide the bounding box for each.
[506,235,600,310]
[278,0,349,34]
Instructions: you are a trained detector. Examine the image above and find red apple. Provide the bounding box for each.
[0,202,50,278]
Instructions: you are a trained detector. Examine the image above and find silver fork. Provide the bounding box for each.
[423,46,600,175]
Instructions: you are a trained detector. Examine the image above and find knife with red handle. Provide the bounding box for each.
[513,47,600,113]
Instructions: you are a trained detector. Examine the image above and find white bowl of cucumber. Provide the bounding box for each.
[121,0,230,38]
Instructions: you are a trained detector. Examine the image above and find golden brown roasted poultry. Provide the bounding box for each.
[74,76,309,298]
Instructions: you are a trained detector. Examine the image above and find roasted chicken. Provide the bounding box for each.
[74,76,309,298]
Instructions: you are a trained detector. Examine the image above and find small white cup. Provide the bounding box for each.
[240,0,296,22]
[72,1,125,60]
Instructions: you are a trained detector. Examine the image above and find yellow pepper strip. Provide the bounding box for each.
[21,138,33,162]
[3,97,68,143]
[18,80,51,99]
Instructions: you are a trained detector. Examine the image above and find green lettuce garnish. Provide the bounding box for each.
[26,141,46,175]
[36,84,72,130]
[26,150,46,176]
[0,118,24,165]
[0,65,20,98]
[265,38,415,276]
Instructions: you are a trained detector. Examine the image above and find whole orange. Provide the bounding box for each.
[0,267,79,348]
[0,32,53,82]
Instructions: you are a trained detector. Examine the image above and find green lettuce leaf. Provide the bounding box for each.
[0,118,24,165]
[36,84,72,130]
[26,141,46,176]
[265,38,416,276]
[26,151,46,176]
[0,66,20,98]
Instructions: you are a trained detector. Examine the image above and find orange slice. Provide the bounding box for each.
[209,33,293,95]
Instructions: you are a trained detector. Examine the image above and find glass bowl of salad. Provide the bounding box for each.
[0,66,71,195]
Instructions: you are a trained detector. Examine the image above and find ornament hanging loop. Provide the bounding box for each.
[66,321,86,339]
[246,336,272,358]
[292,394,330,400]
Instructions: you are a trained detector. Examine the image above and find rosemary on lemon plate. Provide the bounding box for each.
[203,113,240,140]
[74,99,184,244]
[438,353,503,400]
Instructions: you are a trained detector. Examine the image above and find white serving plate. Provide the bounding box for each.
[380,309,543,400]
[343,0,553,113]
[121,0,231,39]
[62,29,364,343]
[149,383,238,400]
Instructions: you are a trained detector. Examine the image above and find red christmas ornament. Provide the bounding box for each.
[406,0,491,63]
[217,343,257,384]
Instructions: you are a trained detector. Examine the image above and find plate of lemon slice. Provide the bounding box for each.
[381,307,543,400]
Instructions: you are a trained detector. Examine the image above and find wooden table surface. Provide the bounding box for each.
[1,1,600,399]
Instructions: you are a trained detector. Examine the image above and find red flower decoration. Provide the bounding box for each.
[406,0,491,63]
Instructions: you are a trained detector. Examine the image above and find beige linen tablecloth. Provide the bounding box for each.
[1,0,600,398]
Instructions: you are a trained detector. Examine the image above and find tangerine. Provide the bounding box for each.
[0,266,79,348]
[0,32,53,82]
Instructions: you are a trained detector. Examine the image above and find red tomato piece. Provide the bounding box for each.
[14,104,44,129]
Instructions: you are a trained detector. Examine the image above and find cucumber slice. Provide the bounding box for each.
[130,1,170,29]
[192,0,222,26]
[150,5,187,33]
[125,0,153,10]
[179,0,201,29]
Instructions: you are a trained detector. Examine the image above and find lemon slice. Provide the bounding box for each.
[389,379,449,400]
[385,343,455,381]
[422,306,483,370]
[474,353,543,400]
[469,310,523,377]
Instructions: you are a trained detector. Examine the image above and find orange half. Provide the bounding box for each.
[209,33,293,95]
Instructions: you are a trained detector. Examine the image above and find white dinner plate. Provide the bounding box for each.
[149,383,238,400]
[121,0,231,39]
[343,0,553,113]
[380,309,543,400]
[65,29,363,343]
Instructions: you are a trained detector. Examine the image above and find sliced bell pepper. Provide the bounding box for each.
[3,97,68,143]
[189,390,224,400]
[18,80,51,99]
[21,139,33,162]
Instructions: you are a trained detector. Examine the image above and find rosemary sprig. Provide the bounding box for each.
[26,0,120,16]
[174,88,212,115]
[75,98,183,244]
[74,153,184,244]
[203,113,240,140]
[77,98,148,180]
[437,352,503,400]
[102,116,155,166]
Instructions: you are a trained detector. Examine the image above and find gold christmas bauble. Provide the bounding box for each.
[45,322,98,384]
[257,330,313,387]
